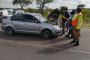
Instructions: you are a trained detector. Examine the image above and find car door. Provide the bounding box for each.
[11,14,26,31]
[25,15,41,33]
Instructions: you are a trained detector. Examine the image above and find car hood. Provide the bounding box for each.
[43,22,60,28]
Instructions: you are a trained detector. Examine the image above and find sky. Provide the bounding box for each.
[0,0,90,9]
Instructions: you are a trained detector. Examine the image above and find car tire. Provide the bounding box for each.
[6,27,15,35]
[41,30,52,39]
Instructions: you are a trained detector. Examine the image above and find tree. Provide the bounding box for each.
[36,0,53,14]
[13,0,33,10]
[77,4,85,9]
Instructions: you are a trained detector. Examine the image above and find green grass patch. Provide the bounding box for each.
[82,9,90,23]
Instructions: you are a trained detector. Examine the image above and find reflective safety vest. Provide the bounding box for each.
[72,12,83,29]
[72,14,78,27]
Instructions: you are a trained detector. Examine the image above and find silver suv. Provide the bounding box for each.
[1,13,61,39]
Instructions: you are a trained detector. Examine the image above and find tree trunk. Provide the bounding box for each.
[20,3,24,10]
[21,5,24,10]
[39,2,45,15]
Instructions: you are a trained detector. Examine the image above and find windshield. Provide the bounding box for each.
[34,14,47,22]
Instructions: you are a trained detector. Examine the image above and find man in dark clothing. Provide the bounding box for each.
[47,8,60,25]
[65,10,75,39]
[61,10,70,35]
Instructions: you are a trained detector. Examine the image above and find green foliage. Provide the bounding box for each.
[13,0,32,10]
[36,0,53,4]
[24,8,51,18]
[36,0,53,14]
[13,0,32,5]
[82,9,90,23]
[24,8,38,13]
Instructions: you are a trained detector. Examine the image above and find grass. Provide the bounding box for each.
[82,9,90,23]
[83,23,90,28]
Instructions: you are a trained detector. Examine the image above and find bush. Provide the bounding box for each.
[24,8,38,13]
[82,9,90,23]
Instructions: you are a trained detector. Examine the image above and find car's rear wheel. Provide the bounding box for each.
[6,27,15,35]
[41,30,52,39]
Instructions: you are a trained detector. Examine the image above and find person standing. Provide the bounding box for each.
[65,10,75,39]
[71,8,83,46]
[61,9,70,35]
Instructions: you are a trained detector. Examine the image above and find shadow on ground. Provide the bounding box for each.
[36,43,74,55]
[0,31,75,55]
[42,36,69,44]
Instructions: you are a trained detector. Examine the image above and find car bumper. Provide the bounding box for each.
[53,30,62,36]
[1,25,7,30]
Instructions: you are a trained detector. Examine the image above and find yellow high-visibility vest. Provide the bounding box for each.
[72,12,83,29]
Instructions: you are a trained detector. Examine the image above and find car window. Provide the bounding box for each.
[34,14,47,22]
[11,14,25,22]
[25,15,40,23]
[11,15,15,21]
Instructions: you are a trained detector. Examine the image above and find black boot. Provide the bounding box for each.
[69,36,73,39]
[73,41,79,46]
[70,39,76,44]
[61,29,65,35]
[61,32,65,35]
[65,35,69,37]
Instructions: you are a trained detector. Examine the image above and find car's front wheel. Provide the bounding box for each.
[6,27,15,35]
[41,30,52,39]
